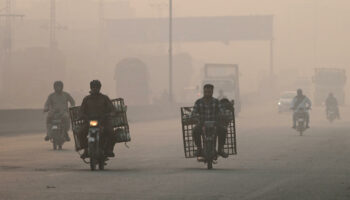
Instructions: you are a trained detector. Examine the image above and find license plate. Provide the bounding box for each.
[88,137,95,142]
[52,125,58,130]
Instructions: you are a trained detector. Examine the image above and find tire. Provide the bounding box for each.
[53,142,57,150]
[90,158,96,171]
[98,159,105,170]
[58,145,62,150]
[298,122,304,136]
[207,160,213,169]
[89,144,97,171]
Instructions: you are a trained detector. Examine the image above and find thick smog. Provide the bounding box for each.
[0,0,349,199]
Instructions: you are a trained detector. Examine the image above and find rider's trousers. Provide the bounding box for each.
[193,125,227,150]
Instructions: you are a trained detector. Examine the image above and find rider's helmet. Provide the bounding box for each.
[90,80,102,89]
[297,89,303,96]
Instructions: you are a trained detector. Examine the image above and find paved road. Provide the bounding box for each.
[1,105,350,200]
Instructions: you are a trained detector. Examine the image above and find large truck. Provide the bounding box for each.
[312,68,346,105]
[200,63,241,113]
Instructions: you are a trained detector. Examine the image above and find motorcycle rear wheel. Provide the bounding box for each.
[207,160,213,169]
[90,158,97,171]
[98,159,105,170]
[53,142,57,150]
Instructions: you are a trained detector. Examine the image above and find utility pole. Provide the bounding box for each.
[50,0,57,49]
[168,0,173,102]
[98,0,105,56]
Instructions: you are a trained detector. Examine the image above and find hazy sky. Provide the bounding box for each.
[1,0,350,108]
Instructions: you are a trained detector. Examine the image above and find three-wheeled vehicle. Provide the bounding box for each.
[180,100,237,169]
[69,98,131,171]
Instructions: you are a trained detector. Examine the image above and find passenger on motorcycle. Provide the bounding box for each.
[44,81,75,141]
[79,80,116,159]
[325,93,340,119]
[192,84,229,158]
[291,89,312,129]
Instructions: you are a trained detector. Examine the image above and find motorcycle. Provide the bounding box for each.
[69,98,131,171]
[181,105,237,170]
[48,111,67,150]
[295,108,309,136]
[327,106,337,123]
[87,119,107,171]
[199,121,218,169]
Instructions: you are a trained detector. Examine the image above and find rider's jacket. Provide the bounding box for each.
[80,92,114,120]
[291,95,312,112]
[192,97,224,123]
[325,96,338,108]
[44,92,75,114]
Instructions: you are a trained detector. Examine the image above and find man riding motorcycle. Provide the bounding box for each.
[192,84,229,158]
[291,89,312,129]
[325,93,340,119]
[44,81,75,141]
[79,80,116,159]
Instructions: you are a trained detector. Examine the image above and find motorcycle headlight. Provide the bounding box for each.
[278,102,281,106]
[89,120,98,127]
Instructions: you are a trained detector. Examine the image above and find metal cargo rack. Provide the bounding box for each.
[69,98,130,151]
[180,104,237,158]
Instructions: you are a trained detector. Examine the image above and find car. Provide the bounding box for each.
[278,91,296,113]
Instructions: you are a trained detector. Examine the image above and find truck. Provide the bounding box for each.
[312,68,347,106]
[200,63,241,113]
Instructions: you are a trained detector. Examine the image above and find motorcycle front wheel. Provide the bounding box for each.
[89,145,97,171]
[98,159,105,170]
[90,158,97,171]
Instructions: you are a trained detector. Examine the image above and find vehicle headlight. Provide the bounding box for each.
[278,102,281,106]
[89,120,98,127]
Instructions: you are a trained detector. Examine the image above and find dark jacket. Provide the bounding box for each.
[80,93,114,120]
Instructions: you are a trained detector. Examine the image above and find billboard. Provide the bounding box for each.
[105,15,273,44]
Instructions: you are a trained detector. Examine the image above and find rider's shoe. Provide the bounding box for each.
[44,136,50,141]
[218,150,229,158]
[105,152,115,158]
[65,134,71,142]
[292,125,296,129]
[80,149,89,159]
[306,125,310,129]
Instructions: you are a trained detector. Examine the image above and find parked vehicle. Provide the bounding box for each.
[278,91,296,113]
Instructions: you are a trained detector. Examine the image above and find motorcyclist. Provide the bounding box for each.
[325,93,340,119]
[192,84,229,158]
[44,81,75,141]
[291,89,312,129]
[79,80,116,159]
